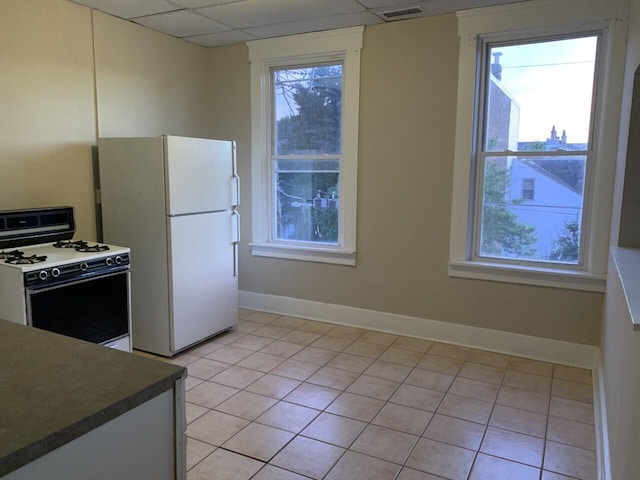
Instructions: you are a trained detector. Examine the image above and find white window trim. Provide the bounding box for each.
[247,27,363,266]
[449,0,628,292]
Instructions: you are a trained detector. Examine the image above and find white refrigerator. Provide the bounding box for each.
[98,135,239,356]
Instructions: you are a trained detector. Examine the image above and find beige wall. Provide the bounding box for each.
[0,0,212,239]
[215,15,603,345]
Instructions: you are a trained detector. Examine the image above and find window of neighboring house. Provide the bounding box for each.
[449,0,627,291]
[522,178,535,201]
[247,28,362,266]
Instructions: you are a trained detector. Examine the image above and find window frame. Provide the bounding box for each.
[247,27,363,266]
[449,0,627,292]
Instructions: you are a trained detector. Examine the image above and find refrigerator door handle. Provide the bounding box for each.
[231,210,240,277]
[231,175,240,208]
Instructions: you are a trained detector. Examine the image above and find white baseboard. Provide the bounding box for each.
[593,355,612,480]
[239,291,599,369]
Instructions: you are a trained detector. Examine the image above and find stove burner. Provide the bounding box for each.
[75,244,110,253]
[53,240,88,249]
[0,250,24,260]
[5,254,47,265]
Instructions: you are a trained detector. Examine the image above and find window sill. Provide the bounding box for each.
[251,242,356,266]
[448,260,605,292]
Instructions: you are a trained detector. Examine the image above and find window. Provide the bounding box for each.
[248,28,363,265]
[522,178,535,201]
[449,0,627,291]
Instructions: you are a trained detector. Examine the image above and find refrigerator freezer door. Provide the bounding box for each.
[164,136,234,216]
[167,212,238,352]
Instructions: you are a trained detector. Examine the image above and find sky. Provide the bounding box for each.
[490,35,599,144]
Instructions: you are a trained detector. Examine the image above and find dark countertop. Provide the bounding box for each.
[0,320,185,477]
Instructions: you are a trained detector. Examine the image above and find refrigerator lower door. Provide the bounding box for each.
[167,211,238,352]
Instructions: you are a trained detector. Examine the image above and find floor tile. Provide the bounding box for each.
[270,358,321,381]
[259,340,305,358]
[396,467,447,479]
[351,424,419,464]
[186,402,209,424]
[496,385,550,414]
[205,345,254,364]
[423,413,486,450]
[427,342,470,361]
[186,438,216,471]
[551,378,593,404]
[222,422,294,461]
[416,353,464,375]
[404,368,455,392]
[343,340,388,358]
[489,404,547,437]
[186,358,230,380]
[187,340,226,357]
[449,376,499,403]
[310,335,355,352]
[291,346,337,365]
[553,365,592,385]
[211,330,246,345]
[271,436,345,480]
[326,352,374,373]
[469,453,540,480]
[301,411,367,447]
[325,451,401,480]
[284,382,342,410]
[436,393,494,424]
[458,361,505,384]
[346,374,400,400]
[503,369,552,394]
[187,410,249,446]
[236,319,264,334]
[236,352,284,373]
[549,396,594,424]
[326,392,385,422]
[544,440,597,480]
[325,325,366,339]
[372,402,433,436]
[296,320,335,335]
[245,311,280,324]
[547,415,596,450]
[252,324,292,340]
[209,365,264,389]
[188,448,264,480]
[186,381,239,409]
[390,384,444,412]
[185,376,204,391]
[279,330,322,346]
[271,315,307,329]
[466,349,511,369]
[245,373,301,399]
[255,400,320,433]
[480,426,544,467]
[360,331,399,346]
[392,336,434,353]
[252,465,310,480]
[238,308,253,319]
[509,357,554,377]
[215,391,278,420]
[306,366,359,390]
[405,438,475,480]
[363,360,413,382]
[379,346,425,366]
[229,334,275,351]
[541,470,579,480]
[163,353,199,367]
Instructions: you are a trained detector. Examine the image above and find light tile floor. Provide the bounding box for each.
[148,309,597,480]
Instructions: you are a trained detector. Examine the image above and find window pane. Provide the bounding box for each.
[276,158,339,172]
[276,171,339,244]
[273,64,342,155]
[478,156,585,263]
[485,36,598,151]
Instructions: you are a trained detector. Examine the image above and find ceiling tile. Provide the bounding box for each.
[71,0,179,19]
[133,10,230,37]
[244,11,382,40]
[183,29,257,47]
[169,0,241,8]
[356,0,426,8]
[197,0,366,29]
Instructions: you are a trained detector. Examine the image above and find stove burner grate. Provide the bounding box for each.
[53,240,88,249]
[5,254,47,265]
[0,250,24,260]
[76,244,110,253]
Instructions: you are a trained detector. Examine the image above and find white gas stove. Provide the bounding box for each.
[0,207,132,352]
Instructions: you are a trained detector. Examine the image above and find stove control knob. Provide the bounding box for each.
[80,262,88,271]
[106,257,114,266]
[51,268,60,278]
[115,256,123,265]
[38,270,49,280]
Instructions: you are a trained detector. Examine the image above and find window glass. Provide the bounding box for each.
[477,36,597,265]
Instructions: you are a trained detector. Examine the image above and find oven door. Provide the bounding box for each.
[25,268,131,348]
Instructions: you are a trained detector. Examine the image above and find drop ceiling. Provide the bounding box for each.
[69,0,529,47]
